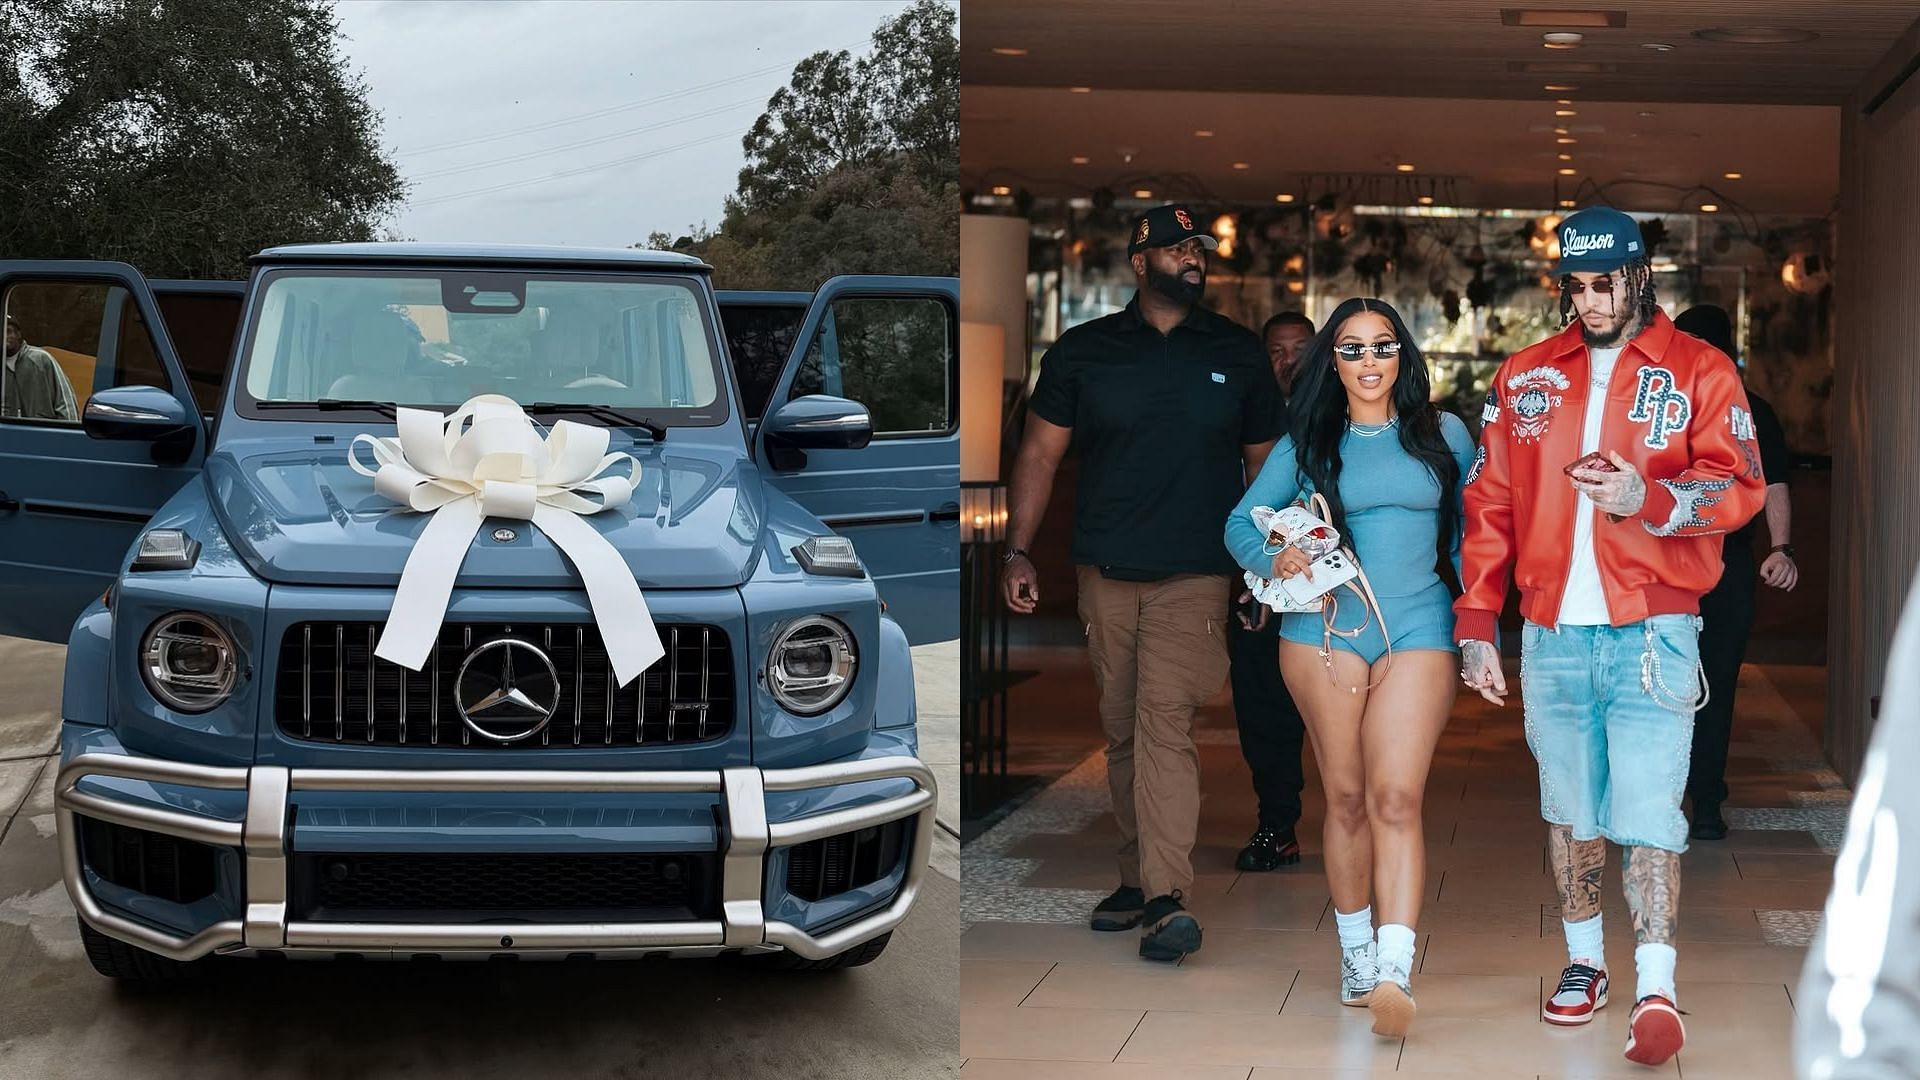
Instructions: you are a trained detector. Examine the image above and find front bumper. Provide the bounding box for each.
[56,752,935,961]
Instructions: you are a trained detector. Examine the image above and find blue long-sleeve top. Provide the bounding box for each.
[1225,411,1477,599]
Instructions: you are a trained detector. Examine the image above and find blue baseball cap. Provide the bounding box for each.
[1555,207,1645,274]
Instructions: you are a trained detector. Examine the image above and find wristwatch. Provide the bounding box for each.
[1771,544,1796,559]
[1003,547,1030,565]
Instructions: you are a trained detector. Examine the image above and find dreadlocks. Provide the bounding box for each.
[1558,256,1657,329]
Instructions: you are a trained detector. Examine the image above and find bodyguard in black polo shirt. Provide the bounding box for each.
[1002,204,1282,962]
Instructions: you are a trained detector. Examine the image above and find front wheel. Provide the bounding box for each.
[762,930,893,971]
[77,918,208,987]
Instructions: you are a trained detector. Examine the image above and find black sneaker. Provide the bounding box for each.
[1690,802,1728,841]
[1235,825,1302,871]
[1089,885,1146,931]
[1138,891,1202,962]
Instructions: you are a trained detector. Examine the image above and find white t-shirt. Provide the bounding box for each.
[1557,345,1625,625]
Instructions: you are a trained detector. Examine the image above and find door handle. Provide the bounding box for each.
[930,502,961,526]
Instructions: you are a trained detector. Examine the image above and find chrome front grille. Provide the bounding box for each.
[274,622,733,748]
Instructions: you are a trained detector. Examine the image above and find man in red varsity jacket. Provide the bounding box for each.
[1455,207,1765,1068]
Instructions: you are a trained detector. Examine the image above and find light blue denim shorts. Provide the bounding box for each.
[1518,614,1705,853]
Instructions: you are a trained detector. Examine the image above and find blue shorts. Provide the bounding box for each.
[1278,579,1458,666]
[1519,615,1704,853]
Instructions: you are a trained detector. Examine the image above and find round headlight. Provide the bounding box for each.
[767,616,857,716]
[141,613,238,713]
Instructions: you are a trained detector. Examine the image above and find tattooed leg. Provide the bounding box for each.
[1621,846,1681,945]
[1548,824,1607,922]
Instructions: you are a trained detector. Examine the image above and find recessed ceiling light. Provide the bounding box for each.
[1559,167,1577,175]
[1233,162,1251,170]
[991,47,1028,56]
[1559,153,1574,161]
[1071,156,1090,165]
[1560,199,1577,208]
[1556,109,1578,116]
[1417,196,1436,205]
[1694,27,1819,44]
[1555,98,1573,105]
[1275,193,1296,203]
[1503,10,1627,28]
[1133,189,1154,199]
[1544,83,1579,91]
[1396,163,1416,172]
[1642,42,1676,51]
[1554,126,1570,135]
[991,186,1011,196]
[1194,129,1215,138]
[1700,203,1720,212]
[1638,110,1657,118]
[1544,32,1585,48]
[1557,136,1578,144]
[1724,170,1743,179]
[1070,86,1092,93]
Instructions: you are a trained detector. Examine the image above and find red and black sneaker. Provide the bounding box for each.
[1624,994,1686,1067]
[1543,962,1609,1026]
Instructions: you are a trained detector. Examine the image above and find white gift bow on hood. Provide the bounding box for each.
[348,394,665,686]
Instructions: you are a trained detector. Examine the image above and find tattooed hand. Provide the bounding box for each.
[1460,639,1506,705]
[1571,450,1648,517]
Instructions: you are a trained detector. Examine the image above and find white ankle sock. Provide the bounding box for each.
[1635,943,1677,1001]
[1563,914,1605,966]
[1377,922,1416,977]
[1334,906,1374,950]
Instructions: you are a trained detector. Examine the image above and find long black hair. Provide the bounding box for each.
[1286,297,1459,572]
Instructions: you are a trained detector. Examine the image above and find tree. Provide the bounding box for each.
[643,0,958,290]
[0,0,406,279]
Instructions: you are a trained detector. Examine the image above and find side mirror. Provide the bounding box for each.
[765,395,874,451]
[82,385,193,442]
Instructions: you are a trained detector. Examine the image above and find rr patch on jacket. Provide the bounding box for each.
[1628,366,1692,449]
[1504,366,1569,444]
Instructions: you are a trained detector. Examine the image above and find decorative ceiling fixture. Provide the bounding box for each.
[1693,27,1819,44]
[1543,32,1585,49]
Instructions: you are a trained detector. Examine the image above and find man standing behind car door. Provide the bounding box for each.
[1000,204,1281,962]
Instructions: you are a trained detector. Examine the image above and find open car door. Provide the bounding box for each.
[756,276,959,645]
[0,262,210,642]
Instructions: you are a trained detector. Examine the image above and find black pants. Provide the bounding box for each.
[1689,551,1757,809]
[1228,608,1307,832]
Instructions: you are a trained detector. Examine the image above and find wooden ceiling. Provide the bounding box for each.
[961,0,1920,106]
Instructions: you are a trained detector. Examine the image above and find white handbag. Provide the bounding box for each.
[1242,491,1394,694]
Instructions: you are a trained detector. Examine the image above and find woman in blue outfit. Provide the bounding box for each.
[1224,297,1475,1038]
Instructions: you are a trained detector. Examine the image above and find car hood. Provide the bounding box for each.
[204,438,764,589]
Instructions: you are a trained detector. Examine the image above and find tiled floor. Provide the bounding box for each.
[961,652,1839,1078]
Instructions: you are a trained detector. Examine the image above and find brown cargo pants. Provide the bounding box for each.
[1076,567,1232,899]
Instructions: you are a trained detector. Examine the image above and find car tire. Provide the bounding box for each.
[78,918,207,986]
[762,930,893,971]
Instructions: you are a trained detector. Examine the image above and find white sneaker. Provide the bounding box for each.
[1340,941,1378,1006]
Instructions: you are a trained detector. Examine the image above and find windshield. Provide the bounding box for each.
[238,270,726,424]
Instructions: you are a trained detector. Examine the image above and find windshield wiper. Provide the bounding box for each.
[527,402,666,441]
[256,399,398,418]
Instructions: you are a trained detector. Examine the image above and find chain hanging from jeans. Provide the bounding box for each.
[1640,619,1710,713]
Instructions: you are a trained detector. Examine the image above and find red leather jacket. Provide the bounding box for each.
[1454,312,1766,643]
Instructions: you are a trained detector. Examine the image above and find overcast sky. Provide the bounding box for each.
[329,0,913,248]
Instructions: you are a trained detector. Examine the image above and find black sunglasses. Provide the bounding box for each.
[1333,341,1403,361]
